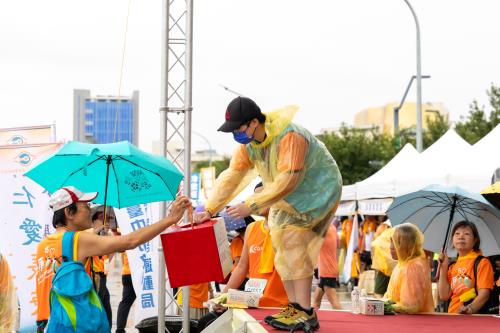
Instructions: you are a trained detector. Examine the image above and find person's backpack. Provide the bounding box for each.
[46,231,110,333]
[468,256,500,314]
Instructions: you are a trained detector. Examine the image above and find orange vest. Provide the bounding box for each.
[247,220,288,308]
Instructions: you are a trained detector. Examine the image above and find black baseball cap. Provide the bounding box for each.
[218,97,262,132]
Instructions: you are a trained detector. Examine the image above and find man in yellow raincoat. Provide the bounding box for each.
[195,97,342,331]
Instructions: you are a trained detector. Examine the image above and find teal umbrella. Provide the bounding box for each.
[24,141,184,208]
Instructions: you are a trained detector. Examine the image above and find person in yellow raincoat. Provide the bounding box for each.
[384,223,434,313]
[371,221,397,298]
[195,97,342,331]
[0,253,18,332]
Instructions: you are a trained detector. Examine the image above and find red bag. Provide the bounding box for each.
[160,218,232,288]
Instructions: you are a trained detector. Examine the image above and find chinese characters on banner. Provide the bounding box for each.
[115,203,177,324]
[0,143,61,331]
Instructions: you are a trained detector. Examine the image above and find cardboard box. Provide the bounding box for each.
[227,289,260,308]
[360,298,384,315]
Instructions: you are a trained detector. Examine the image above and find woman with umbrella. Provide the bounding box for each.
[384,223,434,313]
[437,221,495,314]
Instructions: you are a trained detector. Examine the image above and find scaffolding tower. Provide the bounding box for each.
[158,0,194,332]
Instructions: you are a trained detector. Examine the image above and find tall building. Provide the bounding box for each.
[73,89,139,145]
[353,102,449,135]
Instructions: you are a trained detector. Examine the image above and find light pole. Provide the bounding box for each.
[193,131,214,167]
[403,0,423,152]
[219,84,245,97]
[393,75,431,149]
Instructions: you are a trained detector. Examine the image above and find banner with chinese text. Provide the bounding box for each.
[0,143,61,331]
[115,203,177,324]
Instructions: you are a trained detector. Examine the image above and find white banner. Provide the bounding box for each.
[115,203,176,324]
[335,200,357,216]
[0,143,61,331]
[0,125,55,145]
[341,214,359,283]
[357,198,393,216]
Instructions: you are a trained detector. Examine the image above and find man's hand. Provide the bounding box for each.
[194,211,211,223]
[168,196,191,223]
[226,202,251,220]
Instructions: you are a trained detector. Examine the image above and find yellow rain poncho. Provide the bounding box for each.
[0,254,17,332]
[371,228,397,277]
[384,224,434,314]
[206,106,342,280]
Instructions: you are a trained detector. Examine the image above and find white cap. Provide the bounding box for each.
[383,219,392,227]
[49,186,98,212]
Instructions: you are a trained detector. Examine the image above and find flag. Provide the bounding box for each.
[342,214,359,283]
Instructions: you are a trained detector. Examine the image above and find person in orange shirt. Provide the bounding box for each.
[116,251,136,333]
[35,186,190,332]
[312,223,342,309]
[438,221,494,314]
[177,283,212,320]
[223,183,288,310]
[229,216,254,290]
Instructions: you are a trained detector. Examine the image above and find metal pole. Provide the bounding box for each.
[403,0,423,152]
[218,84,245,97]
[182,1,194,331]
[193,131,214,167]
[158,0,169,332]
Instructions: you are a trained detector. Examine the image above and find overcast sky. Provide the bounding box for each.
[1,0,499,154]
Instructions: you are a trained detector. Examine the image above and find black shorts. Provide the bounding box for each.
[318,277,338,290]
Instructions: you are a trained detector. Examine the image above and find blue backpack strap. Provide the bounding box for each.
[62,231,75,263]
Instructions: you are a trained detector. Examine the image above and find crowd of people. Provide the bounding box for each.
[0,96,499,333]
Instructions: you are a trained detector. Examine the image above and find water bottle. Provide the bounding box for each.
[360,288,367,300]
[359,288,367,314]
[351,286,360,314]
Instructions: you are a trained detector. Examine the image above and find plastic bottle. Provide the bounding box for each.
[351,286,360,314]
[359,288,367,314]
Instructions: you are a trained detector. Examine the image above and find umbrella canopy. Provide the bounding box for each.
[481,181,500,210]
[386,184,500,256]
[25,141,184,208]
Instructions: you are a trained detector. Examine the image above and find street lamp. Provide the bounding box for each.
[218,84,245,97]
[193,131,214,167]
[403,0,423,152]
[393,75,431,142]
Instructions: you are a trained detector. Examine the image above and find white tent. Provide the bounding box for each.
[448,124,500,192]
[394,129,472,194]
[356,143,419,200]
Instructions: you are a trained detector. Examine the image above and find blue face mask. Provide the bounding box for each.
[233,131,254,144]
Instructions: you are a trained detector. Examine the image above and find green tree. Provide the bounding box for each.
[423,113,450,149]
[192,157,231,177]
[318,125,396,185]
[455,83,500,144]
